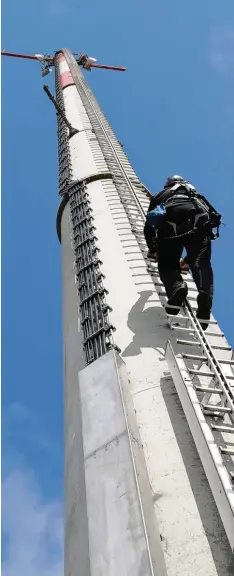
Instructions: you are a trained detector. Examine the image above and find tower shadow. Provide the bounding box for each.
[122,290,171,358]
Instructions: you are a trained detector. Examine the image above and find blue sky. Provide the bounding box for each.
[2,0,234,573]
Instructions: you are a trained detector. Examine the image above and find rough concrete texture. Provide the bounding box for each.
[78,350,167,576]
[60,204,90,576]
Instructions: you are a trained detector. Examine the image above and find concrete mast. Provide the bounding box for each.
[55,49,233,576]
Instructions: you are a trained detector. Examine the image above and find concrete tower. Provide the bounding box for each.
[55,49,234,576]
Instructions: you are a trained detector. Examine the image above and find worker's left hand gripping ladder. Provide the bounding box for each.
[147,258,234,552]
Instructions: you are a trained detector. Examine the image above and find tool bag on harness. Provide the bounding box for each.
[146,182,221,240]
[145,204,167,229]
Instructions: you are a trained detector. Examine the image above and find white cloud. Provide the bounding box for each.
[2,468,64,576]
[3,402,63,471]
[209,27,234,77]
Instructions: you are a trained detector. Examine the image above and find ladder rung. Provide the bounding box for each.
[171,325,195,332]
[218,359,234,365]
[182,353,208,361]
[154,279,198,290]
[202,409,223,418]
[170,316,218,326]
[196,318,218,325]
[147,266,158,271]
[182,277,196,283]
[182,354,234,369]
[185,295,197,301]
[204,405,232,414]
[177,340,232,351]
[195,386,222,394]
[205,331,224,337]
[167,314,188,321]
[161,291,198,300]
[211,344,232,351]
[177,339,201,347]
[220,447,234,456]
[189,368,214,377]
[226,375,234,381]
[159,291,196,301]
[211,424,234,432]
[165,304,182,311]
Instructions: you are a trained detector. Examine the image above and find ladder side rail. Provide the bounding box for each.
[184,300,234,411]
[165,341,234,552]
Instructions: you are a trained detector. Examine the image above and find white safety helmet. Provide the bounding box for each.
[164,175,185,188]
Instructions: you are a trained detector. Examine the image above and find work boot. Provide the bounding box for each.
[197,291,212,331]
[165,282,188,315]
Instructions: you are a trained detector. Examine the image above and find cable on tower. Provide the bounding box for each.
[43,84,79,138]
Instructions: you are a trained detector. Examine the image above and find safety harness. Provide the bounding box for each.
[146,182,221,241]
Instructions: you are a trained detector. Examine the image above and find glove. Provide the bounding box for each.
[210,211,221,227]
[180,258,189,273]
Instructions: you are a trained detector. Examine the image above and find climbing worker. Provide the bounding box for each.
[144,175,222,330]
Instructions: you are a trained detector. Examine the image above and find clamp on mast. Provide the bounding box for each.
[1,49,126,75]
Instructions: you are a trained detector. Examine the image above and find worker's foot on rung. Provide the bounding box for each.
[165,283,188,316]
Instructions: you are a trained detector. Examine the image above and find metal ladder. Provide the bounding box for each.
[147,258,234,552]
[97,180,234,551]
[63,48,234,552]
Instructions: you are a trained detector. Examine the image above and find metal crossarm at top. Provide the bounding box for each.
[1,50,126,72]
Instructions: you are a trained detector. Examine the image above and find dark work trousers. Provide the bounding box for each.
[157,230,214,305]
